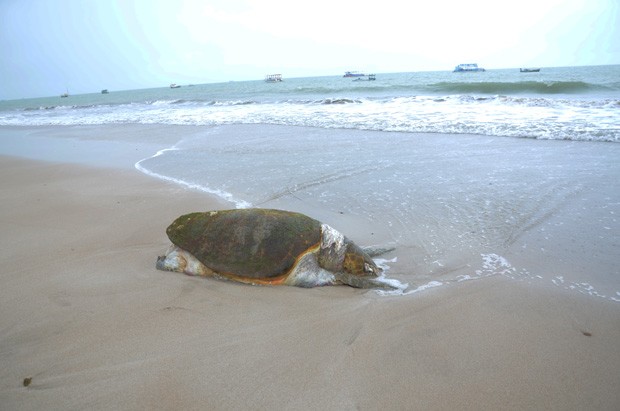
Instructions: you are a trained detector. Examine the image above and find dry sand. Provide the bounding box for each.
[1,155,619,410]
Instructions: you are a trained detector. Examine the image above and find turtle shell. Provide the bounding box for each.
[166,209,322,279]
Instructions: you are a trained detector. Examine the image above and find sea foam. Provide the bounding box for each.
[135,147,252,209]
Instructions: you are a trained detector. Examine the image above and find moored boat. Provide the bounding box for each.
[453,63,485,72]
[343,71,366,77]
[520,68,541,73]
[264,74,283,82]
[101,89,109,94]
[170,83,181,88]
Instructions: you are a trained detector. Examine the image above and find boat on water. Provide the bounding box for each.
[520,68,541,73]
[453,63,485,72]
[101,89,109,94]
[170,83,181,88]
[343,71,366,78]
[264,74,283,82]
[60,93,69,98]
[353,74,376,81]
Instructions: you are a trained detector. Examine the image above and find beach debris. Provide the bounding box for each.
[23,377,32,387]
[156,208,398,289]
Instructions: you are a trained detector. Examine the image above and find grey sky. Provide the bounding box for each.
[1,0,618,99]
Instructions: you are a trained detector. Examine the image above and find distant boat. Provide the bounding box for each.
[101,89,109,94]
[453,63,485,72]
[353,74,376,81]
[343,71,365,77]
[520,68,541,73]
[60,92,69,98]
[264,74,283,82]
[170,83,181,88]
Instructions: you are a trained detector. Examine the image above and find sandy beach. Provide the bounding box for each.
[1,152,619,410]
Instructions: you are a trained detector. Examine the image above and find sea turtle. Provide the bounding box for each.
[156,208,398,289]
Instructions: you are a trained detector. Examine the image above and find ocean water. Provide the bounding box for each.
[1,65,619,300]
[1,65,619,141]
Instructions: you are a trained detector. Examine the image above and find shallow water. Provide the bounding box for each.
[135,124,620,301]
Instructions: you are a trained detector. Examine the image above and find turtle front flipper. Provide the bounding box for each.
[362,246,396,258]
[334,272,406,290]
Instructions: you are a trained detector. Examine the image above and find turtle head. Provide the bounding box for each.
[319,224,381,276]
[338,244,410,291]
[342,242,381,277]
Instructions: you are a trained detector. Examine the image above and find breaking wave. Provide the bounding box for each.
[427,80,606,95]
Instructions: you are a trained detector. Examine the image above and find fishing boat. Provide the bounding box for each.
[101,89,109,94]
[170,83,181,88]
[453,63,485,72]
[264,74,283,82]
[520,68,541,73]
[343,71,366,78]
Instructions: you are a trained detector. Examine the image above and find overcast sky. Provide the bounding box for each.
[1,0,618,99]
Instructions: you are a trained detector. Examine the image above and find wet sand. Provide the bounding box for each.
[1,154,619,410]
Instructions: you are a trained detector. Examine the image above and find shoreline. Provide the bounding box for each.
[1,124,619,299]
[1,153,619,409]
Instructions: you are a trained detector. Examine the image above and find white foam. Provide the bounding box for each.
[477,255,618,302]
[374,257,397,272]
[134,148,252,209]
[369,250,620,302]
[375,280,442,296]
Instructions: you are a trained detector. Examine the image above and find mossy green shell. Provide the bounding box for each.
[166,209,322,279]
